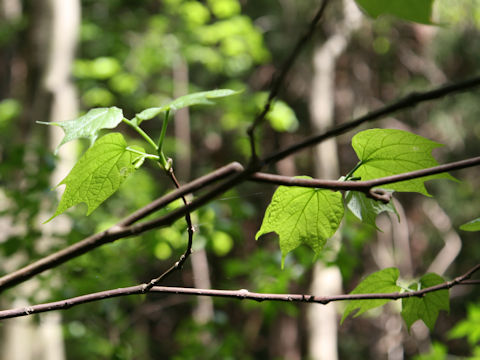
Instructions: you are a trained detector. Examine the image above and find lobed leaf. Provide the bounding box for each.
[37,107,124,153]
[354,0,434,24]
[255,177,344,266]
[401,273,449,331]
[341,267,401,323]
[135,89,241,123]
[46,133,143,222]
[352,128,455,196]
[459,217,480,232]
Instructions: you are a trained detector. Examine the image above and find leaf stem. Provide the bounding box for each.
[122,118,158,151]
[125,147,160,160]
[157,110,170,154]
[345,161,363,181]
[156,110,171,171]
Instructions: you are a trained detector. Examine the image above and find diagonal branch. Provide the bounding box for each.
[0,162,243,293]
[247,0,330,160]
[262,75,480,166]
[2,77,480,294]
[0,264,477,320]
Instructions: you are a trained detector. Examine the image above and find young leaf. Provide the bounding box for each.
[135,89,241,123]
[345,190,399,229]
[46,133,143,222]
[37,107,124,153]
[341,267,401,323]
[255,177,344,266]
[354,0,434,24]
[352,128,455,196]
[401,273,449,331]
[459,217,480,232]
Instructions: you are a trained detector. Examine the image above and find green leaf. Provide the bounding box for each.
[449,303,480,346]
[341,268,401,323]
[255,177,344,266]
[135,89,241,123]
[345,190,398,229]
[352,129,455,196]
[401,273,449,331]
[354,0,434,24]
[46,133,143,222]
[267,100,299,132]
[37,107,123,153]
[459,217,480,232]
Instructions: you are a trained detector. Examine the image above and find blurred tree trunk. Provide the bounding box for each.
[1,0,80,359]
[306,1,362,359]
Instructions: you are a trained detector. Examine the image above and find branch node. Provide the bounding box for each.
[367,188,393,204]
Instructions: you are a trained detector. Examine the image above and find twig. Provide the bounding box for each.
[2,152,479,294]
[262,75,480,165]
[247,0,330,160]
[0,162,243,293]
[0,264,477,320]
[142,168,195,291]
[2,77,480,293]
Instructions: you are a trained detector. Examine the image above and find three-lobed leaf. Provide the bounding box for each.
[401,273,449,331]
[37,107,124,153]
[135,89,241,123]
[255,178,344,266]
[354,0,434,24]
[352,128,455,196]
[46,133,143,222]
[342,267,401,323]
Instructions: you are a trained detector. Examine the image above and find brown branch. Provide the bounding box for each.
[142,168,194,291]
[263,75,480,166]
[0,162,243,293]
[2,151,479,294]
[247,0,330,159]
[3,77,480,294]
[0,264,477,320]
[251,155,480,201]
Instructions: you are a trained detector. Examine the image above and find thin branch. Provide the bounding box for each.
[142,168,194,291]
[0,162,243,293]
[247,0,330,159]
[0,264,478,320]
[2,152,479,294]
[251,155,480,201]
[119,161,243,226]
[3,76,480,293]
[263,75,480,166]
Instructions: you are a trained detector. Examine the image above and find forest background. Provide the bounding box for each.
[0,0,479,359]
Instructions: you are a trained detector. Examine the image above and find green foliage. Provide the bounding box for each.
[345,190,398,229]
[413,342,448,360]
[256,178,344,265]
[354,0,434,24]
[47,133,143,221]
[0,98,21,129]
[73,57,121,79]
[401,273,449,331]
[449,302,480,346]
[352,128,454,195]
[459,217,480,231]
[341,268,401,323]
[37,107,124,153]
[266,100,298,132]
[135,89,240,123]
